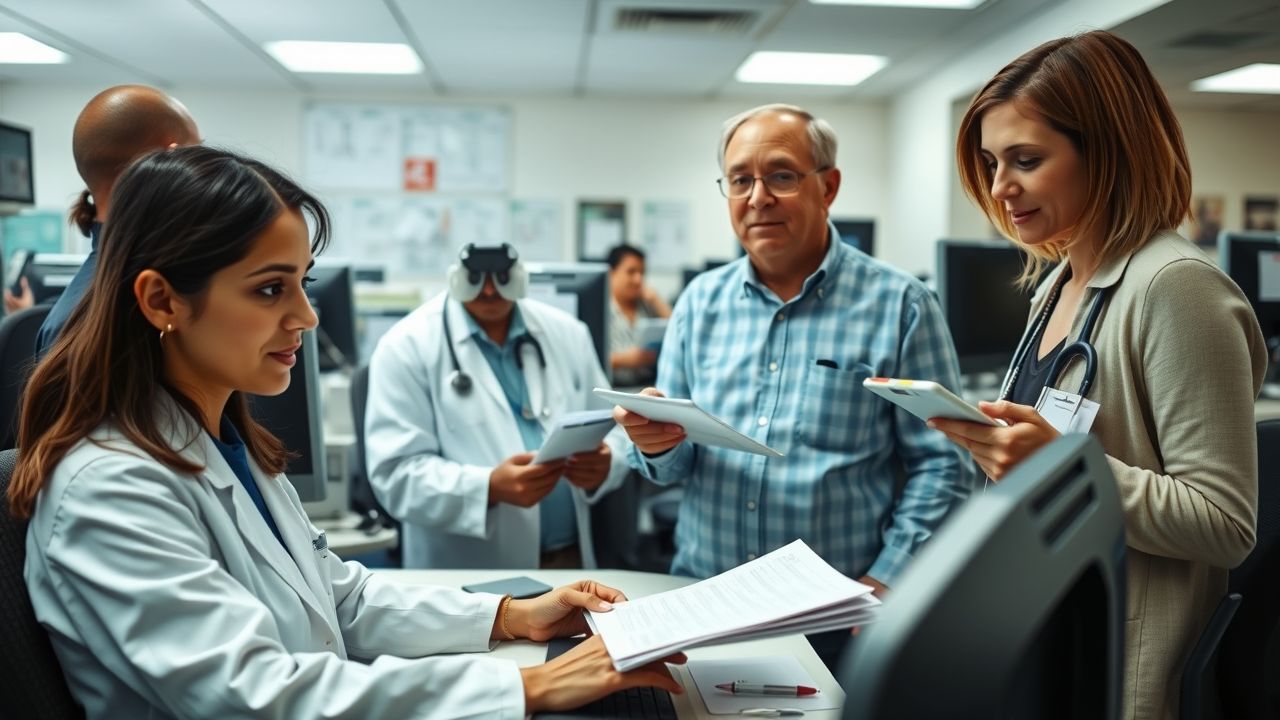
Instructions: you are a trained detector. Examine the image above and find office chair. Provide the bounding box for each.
[1212,419,1280,719]
[0,449,84,718]
[348,365,399,553]
[0,304,52,450]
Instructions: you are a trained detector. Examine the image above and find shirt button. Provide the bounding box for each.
[747,500,757,511]
[747,553,757,561]
[817,287,826,299]
[775,312,784,323]
[768,361,778,372]
[757,416,768,426]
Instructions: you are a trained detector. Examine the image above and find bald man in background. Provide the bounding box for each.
[34,84,200,354]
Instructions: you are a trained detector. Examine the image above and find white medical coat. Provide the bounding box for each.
[365,295,629,569]
[24,397,525,719]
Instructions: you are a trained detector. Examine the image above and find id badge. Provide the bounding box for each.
[1034,387,1101,435]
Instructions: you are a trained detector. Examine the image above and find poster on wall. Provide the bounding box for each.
[1245,196,1279,232]
[577,200,626,261]
[510,199,562,261]
[1189,195,1224,249]
[641,201,691,272]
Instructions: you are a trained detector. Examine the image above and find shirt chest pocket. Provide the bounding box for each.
[797,361,885,454]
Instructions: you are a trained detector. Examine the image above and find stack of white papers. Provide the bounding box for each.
[586,540,880,672]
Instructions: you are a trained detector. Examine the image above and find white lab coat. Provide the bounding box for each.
[24,396,525,720]
[365,294,629,569]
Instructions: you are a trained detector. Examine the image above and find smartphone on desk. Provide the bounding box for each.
[461,575,553,600]
[862,377,1006,427]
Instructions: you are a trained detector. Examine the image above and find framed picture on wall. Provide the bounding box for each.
[1245,196,1279,232]
[577,199,627,261]
[1190,195,1224,248]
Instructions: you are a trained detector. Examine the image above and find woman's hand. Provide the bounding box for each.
[506,580,627,642]
[928,400,1060,481]
[520,634,686,713]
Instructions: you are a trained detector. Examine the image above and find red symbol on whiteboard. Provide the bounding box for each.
[404,157,436,191]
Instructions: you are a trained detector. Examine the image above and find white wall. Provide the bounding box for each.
[0,84,888,295]
[1179,108,1280,236]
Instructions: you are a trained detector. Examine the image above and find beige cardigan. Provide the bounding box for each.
[1018,232,1266,719]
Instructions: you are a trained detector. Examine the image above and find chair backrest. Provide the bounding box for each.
[348,364,392,521]
[0,449,84,718]
[1215,419,1280,718]
[0,304,53,450]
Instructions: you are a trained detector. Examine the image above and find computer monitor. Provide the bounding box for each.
[26,253,88,305]
[525,262,610,373]
[306,265,357,372]
[936,239,1033,379]
[248,329,327,503]
[1220,231,1280,350]
[0,120,34,212]
[833,218,875,257]
[840,433,1126,719]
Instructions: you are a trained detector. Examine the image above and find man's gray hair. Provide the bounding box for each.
[717,103,838,172]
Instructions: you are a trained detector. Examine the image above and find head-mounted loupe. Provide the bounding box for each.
[447,243,527,302]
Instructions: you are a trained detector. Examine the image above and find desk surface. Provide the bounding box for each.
[316,512,397,557]
[383,568,846,719]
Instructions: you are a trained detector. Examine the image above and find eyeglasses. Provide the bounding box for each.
[716,166,831,199]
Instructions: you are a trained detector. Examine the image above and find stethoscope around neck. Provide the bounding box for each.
[1000,276,1111,402]
[441,302,548,409]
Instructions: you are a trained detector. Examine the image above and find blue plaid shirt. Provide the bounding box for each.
[630,229,974,582]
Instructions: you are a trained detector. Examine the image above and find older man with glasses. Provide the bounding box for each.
[610,103,974,667]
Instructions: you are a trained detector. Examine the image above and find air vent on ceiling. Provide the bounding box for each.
[614,7,758,34]
[1169,31,1266,49]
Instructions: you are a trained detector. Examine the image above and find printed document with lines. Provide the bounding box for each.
[586,540,880,672]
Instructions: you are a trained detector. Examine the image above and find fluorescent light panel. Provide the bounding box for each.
[264,41,422,74]
[809,0,984,8]
[736,51,888,86]
[1192,64,1280,94]
[0,32,68,64]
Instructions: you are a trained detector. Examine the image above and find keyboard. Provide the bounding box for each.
[531,637,679,719]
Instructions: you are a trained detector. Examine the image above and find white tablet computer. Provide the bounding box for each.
[593,388,784,458]
[861,378,1004,427]
[532,409,617,464]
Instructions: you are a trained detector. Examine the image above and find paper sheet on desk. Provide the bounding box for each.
[587,540,879,671]
[687,657,838,714]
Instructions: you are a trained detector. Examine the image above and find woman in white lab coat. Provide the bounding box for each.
[366,286,631,570]
[7,146,683,720]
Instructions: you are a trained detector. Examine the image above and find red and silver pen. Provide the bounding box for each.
[715,682,818,697]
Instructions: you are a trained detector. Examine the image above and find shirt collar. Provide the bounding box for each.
[89,221,102,251]
[740,219,843,303]
[463,302,528,351]
[209,414,245,452]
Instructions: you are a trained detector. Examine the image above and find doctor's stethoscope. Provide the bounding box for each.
[998,274,1111,403]
[440,303,549,420]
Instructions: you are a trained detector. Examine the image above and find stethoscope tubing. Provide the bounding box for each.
[999,273,1109,403]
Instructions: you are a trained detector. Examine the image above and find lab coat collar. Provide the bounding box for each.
[447,299,552,424]
[154,392,333,626]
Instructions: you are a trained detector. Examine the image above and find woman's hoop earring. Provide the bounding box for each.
[159,323,173,342]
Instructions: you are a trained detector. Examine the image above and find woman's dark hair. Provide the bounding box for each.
[9,145,330,518]
[606,243,646,270]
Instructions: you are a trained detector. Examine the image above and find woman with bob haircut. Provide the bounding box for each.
[931,30,1266,719]
[8,145,683,719]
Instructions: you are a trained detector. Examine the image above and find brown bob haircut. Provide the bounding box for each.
[956,30,1192,287]
[8,146,329,519]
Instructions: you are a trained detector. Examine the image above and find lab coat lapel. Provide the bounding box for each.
[250,463,337,624]
[191,432,331,625]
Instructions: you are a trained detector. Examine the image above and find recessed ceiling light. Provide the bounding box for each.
[264,41,422,75]
[736,51,888,86]
[0,32,68,64]
[1192,63,1280,94]
[809,0,984,8]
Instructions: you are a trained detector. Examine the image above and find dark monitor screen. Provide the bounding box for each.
[1220,231,1280,343]
[26,253,87,305]
[833,218,875,257]
[526,262,609,374]
[840,434,1126,719]
[247,330,326,502]
[936,240,1033,377]
[0,121,33,206]
[306,265,357,371]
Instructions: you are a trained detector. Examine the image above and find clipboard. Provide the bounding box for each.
[593,388,784,458]
[532,409,616,463]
